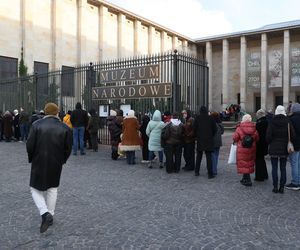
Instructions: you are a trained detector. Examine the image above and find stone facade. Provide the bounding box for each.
[0,0,195,74]
[198,27,300,113]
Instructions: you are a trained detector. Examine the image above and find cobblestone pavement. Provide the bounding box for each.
[1,132,300,250]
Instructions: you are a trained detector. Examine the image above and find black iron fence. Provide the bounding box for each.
[0,51,208,144]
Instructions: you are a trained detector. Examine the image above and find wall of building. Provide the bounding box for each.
[0,0,195,76]
[205,30,300,113]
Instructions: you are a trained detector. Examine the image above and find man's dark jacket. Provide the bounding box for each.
[26,116,73,191]
[194,111,217,151]
[290,112,300,151]
[70,104,88,128]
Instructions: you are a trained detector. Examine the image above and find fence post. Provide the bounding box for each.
[34,72,38,111]
[88,62,94,111]
[173,50,178,113]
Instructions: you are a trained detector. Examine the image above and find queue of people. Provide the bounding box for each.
[1,100,297,234]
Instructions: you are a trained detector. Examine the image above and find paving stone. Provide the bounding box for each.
[0,132,300,249]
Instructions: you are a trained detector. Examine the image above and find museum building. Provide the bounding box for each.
[0,0,300,112]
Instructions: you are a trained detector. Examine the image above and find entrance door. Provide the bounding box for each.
[275,96,283,107]
[297,95,300,103]
[255,96,261,112]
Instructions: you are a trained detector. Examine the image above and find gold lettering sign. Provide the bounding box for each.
[92,83,172,100]
[100,65,160,83]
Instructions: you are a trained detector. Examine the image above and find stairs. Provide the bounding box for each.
[223,121,238,131]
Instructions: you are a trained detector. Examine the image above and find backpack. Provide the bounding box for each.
[242,134,254,148]
[161,123,171,147]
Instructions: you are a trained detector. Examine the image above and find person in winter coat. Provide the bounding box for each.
[140,115,150,163]
[266,105,295,193]
[87,108,100,152]
[194,106,217,179]
[255,109,269,181]
[19,108,30,142]
[119,110,141,165]
[107,110,122,160]
[233,114,259,186]
[161,112,183,173]
[146,110,165,169]
[211,112,224,176]
[13,109,20,141]
[3,111,13,142]
[181,110,196,171]
[26,103,72,233]
[70,102,89,155]
[63,110,73,129]
[286,103,300,190]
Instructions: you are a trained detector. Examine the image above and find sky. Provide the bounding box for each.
[108,0,300,39]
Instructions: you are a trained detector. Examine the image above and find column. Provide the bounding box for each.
[117,13,126,58]
[51,0,63,70]
[182,40,188,53]
[134,19,141,56]
[21,0,34,73]
[98,5,107,61]
[77,0,87,65]
[148,26,155,54]
[206,42,213,110]
[260,33,268,110]
[240,36,247,111]
[222,39,229,110]
[172,35,178,51]
[283,30,290,107]
[160,31,167,53]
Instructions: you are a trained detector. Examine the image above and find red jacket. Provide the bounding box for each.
[233,122,259,174]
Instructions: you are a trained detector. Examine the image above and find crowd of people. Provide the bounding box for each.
[106,103,300,195]
[2,101,299,233]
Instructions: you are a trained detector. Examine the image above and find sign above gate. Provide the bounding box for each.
[92,82,172,100]
[100,64,159,83]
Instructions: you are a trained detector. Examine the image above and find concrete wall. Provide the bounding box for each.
[211,45,222,111]
[206,30,300,113]
[0,0,196,74]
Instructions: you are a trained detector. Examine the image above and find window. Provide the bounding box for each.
[0,56,18,80]
[237,93,240,105]
[61,66,75,97]
[34,61,49,95]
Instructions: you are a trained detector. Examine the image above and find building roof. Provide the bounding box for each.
[195,19,300,43]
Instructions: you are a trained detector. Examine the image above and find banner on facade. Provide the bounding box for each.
[92,82,172,100]
[268,49,282,88]
[99,64,159,83]
[291,48,300,87]
[247,52,261,88]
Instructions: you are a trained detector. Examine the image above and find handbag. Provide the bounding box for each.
[228,143,237,164]
[287,123,294,154]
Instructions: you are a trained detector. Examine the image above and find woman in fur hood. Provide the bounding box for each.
[119,110,141,165]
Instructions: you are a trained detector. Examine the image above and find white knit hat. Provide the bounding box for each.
[127,110,135,117]
[275,105,286,116]
[13,109,18,116]
[242,114,252,122]
[110,110,117,116]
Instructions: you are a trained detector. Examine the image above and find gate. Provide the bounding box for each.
[0,51,208,144]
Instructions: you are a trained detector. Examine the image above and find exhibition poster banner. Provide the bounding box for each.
[247,51,261,88]
[291,48,300,87]
[268,49,282,88]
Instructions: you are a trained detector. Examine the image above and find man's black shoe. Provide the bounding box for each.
[208,175,215,179]
[195,172,199,176]
[272,187,278,193]
[40,212,53,233]
[279,186,284,194]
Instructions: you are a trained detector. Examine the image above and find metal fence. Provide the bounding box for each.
[0,51,208,144]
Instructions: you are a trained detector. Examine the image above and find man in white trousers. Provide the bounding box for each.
[26,103,72,233]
